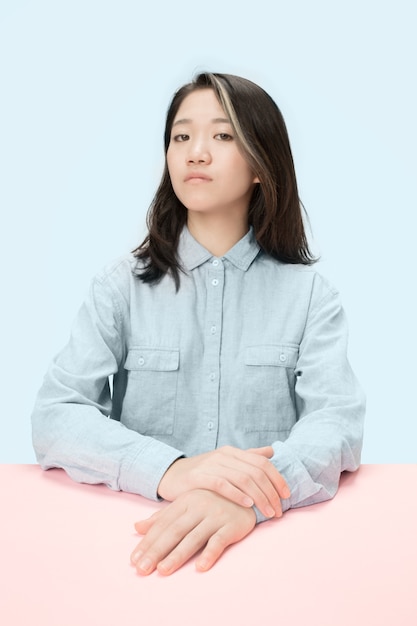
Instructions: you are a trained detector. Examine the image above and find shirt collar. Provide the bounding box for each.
[178,226,261,272]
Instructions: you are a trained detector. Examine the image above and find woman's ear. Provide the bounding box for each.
[253,175,260,184]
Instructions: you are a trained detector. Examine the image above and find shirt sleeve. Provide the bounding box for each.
[31,266,184,501]
[256,281,366,523]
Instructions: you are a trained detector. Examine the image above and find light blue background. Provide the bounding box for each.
[1,0,415,463]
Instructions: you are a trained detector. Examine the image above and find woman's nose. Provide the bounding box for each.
[186,140,212,164]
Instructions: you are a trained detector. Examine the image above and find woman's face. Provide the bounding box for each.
[166,89,258,222]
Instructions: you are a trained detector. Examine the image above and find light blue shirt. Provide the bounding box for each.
[31,227,365,521]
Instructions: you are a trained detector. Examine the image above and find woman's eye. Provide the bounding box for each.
[215,133,233,141]
[173,134,189,142]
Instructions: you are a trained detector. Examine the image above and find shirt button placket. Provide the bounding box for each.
[202,258,224,445]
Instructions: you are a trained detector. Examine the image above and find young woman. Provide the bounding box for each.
[31,72,365,576]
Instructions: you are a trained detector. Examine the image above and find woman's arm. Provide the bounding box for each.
[259,285,366,521]
[31,266,185,498]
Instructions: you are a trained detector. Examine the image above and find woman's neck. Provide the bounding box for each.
[187,212,249,257]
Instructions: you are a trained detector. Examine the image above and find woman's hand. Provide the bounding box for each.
[157,445,290,519]
[131,489,257,576]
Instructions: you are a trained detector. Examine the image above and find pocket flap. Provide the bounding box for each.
[124,347,180,372]
[244,345,298,368]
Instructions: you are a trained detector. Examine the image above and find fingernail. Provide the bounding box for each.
[131,550,143,564]
[159,558,174,574]
[283,487,291,498]
[243,496,254,507]
[265,505,275,518]
[138,557,153,573]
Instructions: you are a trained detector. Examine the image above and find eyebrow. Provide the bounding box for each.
[172,117,231,127]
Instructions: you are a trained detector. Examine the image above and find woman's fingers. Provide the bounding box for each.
[204,447,291,516]
[187,473,255,509]
[157,445,291,516]
[131,490,257,576]
[131,505,195,574]
[134,513,158,535]
[230,446,291,499]
[156,519,217,575]
[195,522,248,572]
[245,445,274,457]
[194,464,279,518]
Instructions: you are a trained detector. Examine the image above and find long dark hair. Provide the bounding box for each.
[134,72,316,289]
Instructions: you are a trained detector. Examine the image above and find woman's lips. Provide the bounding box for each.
[184,173,212,182]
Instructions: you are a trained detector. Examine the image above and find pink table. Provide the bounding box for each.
[1,464,416,626]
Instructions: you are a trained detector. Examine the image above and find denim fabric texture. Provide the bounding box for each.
[31,227,365,522]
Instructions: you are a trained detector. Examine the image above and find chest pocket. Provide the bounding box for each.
[122,347,179,435]
[243,344,299,433]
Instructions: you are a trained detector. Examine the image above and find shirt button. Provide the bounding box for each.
[279,353,287,362]
[138,357,145,366]
[207,421,214,430]
[210,325,216,334]
[212,259,219,267]
[212,279,219,286]
[209,372,216,381]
